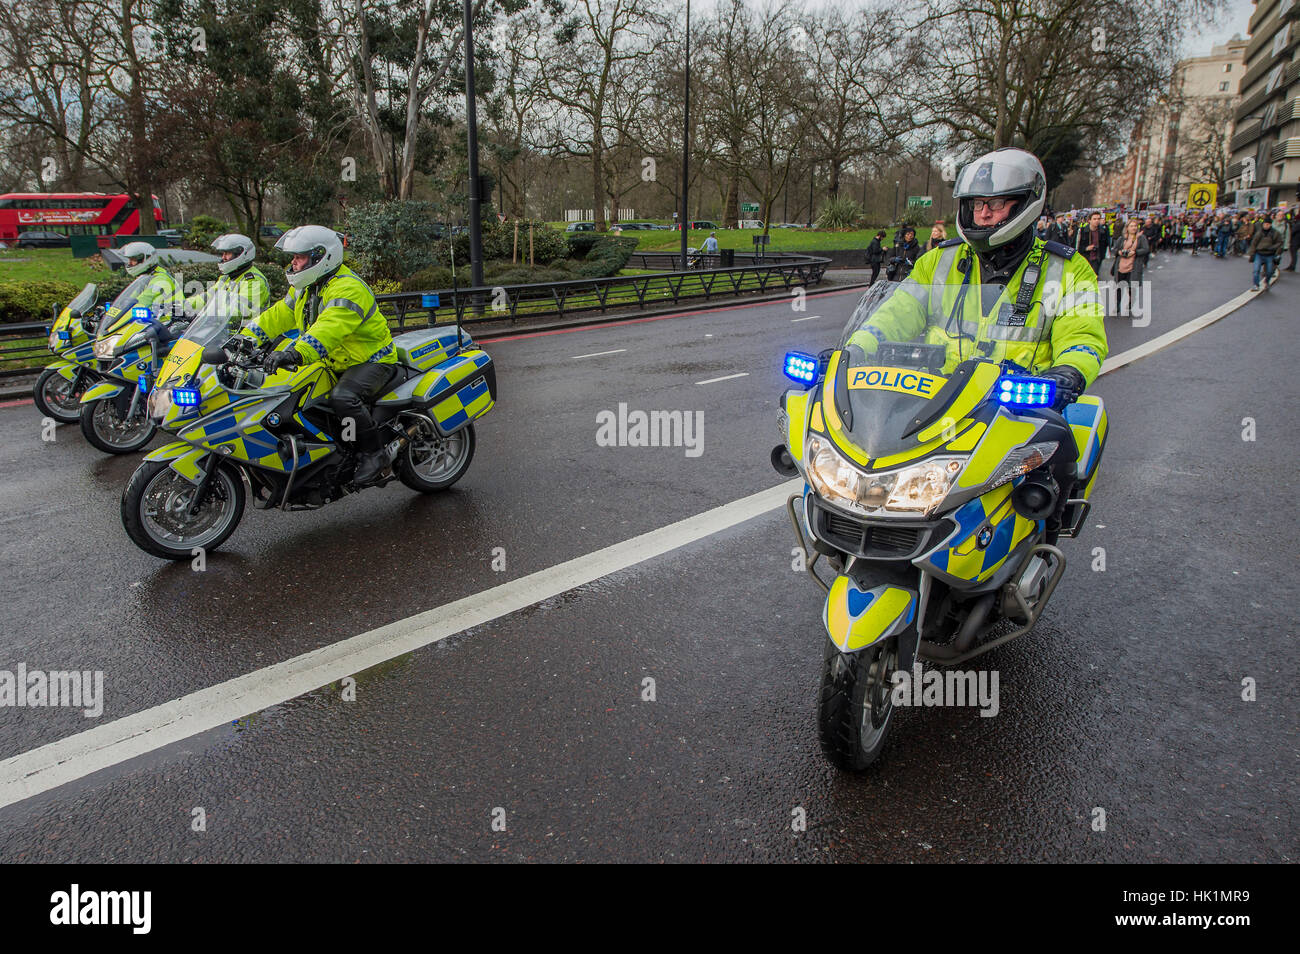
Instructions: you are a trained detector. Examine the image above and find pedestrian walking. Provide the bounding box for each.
[1285,210,1300,271]
[1076,211,1109,274]
[865,230,886,284]
[1247,216,1283,290]
[1110,218,1148,317]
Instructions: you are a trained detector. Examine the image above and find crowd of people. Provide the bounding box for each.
[1035,206,1298,292]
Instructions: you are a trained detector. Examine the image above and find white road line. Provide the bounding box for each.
[0,481,800,811]
[571,349,627,359]
[695,372,750,385]
[791,314,821,322]
[0,287,1257,810]
[1100,288,1255,374]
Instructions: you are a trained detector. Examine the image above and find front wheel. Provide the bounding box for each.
[121,458,246,560]
[396,420,475,492]
[80,397,156,454]
[817,638,898,771]
[34,368,83,423]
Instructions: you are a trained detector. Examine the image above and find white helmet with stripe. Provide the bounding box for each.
[276,225,344,290]
[120,241,159,277]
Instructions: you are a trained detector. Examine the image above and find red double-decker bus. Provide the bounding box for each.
[0,192,165,245]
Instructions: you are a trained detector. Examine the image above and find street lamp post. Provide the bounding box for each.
[463,0,485,303]
[807,164,814,228]
[893,179,899,222]
[680,0,691,271]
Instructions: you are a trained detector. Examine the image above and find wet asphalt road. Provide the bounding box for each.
[0,252,1295,861]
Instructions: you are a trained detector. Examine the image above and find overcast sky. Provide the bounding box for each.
[1181,0,1255,55]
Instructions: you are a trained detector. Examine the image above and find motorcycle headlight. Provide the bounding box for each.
[806,434,966,516]
[146,387,173,420]
[93,334,121,358]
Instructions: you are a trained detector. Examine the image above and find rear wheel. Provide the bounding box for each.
[34,368,83,423]
[817,638,898,771]
[80,397,156,454]
[396,419,475,492]
[122,458,245,560]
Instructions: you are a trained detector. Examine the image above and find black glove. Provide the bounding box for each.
[265,348,301,373]
[1042,365,1086,412]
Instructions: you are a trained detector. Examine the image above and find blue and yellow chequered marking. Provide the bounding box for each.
[179,398,332,472]
[1065,395,1106,482]
[412,350,491,402]
[920,483,1039,584]
[431,375,493,434]
[955,407,1043,490]
[823,578,917,652]
[144,441,209,484]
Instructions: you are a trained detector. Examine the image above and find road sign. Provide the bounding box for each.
[1187,183,1217,209]
[1238,187,1269,210]
[907,195,933,208]
[740,202,759,215]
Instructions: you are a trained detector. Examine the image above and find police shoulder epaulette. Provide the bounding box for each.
[937,237,963,247]
[1042,240,1075,258]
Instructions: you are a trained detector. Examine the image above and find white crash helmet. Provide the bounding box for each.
[211,233,255,275]
[953,148,1047,253]
[276,225,344,290]
[120,240,159,277]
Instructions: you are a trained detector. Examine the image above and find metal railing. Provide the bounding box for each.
[375,253,830,330]
[0,322,52,381]
[0,254,830,382]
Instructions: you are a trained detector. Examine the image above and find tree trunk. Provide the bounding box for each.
[591,140,607,231]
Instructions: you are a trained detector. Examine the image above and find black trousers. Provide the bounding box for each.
[330,363,397,452]
[1287,246,1298,270]
[868,262,881,284]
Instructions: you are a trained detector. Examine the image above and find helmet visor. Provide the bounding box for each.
[954,157,1042,199]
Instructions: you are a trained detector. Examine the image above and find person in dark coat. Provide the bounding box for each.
[1075,211,1109,274]
[865,230,886,284]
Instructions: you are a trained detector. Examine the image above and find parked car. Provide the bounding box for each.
[259,225,285,240]
[17,230,71,249]
[689,220,719,230]
[738,219,765,229]
[157,228,184,247]
[772,222,805,229]
[565,221,596,232]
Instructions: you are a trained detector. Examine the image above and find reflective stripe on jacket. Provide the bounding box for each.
[243,264,395,371]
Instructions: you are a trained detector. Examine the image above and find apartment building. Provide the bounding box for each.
[1226,0,1300,205]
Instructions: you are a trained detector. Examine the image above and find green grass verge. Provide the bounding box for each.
[0,248,111,284]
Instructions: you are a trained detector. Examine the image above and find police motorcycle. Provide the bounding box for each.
[120,305,497,560]
[78,273,188,454]
[771,280,1107,770]
[35,283,103,422]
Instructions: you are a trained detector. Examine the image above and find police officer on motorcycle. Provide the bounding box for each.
[118,241,181,311]
[848,147,1108,536]
[241,225,398,486]
[183,234,270,321]
[850,147,1107,411]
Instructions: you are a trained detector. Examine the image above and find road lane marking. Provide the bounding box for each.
[791,314,821,322]
[696,372,749,385]
[0,481,800,811]
[571,349,627,359]
[0,288,1258,809]
[1100,288,1255,374]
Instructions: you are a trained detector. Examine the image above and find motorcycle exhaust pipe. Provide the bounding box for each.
[771,444,798,477]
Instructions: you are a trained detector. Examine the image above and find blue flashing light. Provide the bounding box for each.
[132,306,152,321]
[996,375,1056,408]
[57,330,70,341]
[172,387,201,407]
[784,351,819,385]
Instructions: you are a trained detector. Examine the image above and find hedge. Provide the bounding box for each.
[0,280,80,325]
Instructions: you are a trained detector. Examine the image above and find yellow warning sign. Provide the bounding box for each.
[1187,183,1217,209]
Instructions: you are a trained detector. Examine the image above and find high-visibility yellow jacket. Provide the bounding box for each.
[184,265,270,322]
[241,265,395,371]
[848,239,1108,386]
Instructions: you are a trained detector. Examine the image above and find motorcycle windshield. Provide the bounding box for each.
[830,279,1053,460]
[156,296,247,389]
[100,274,156,334]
